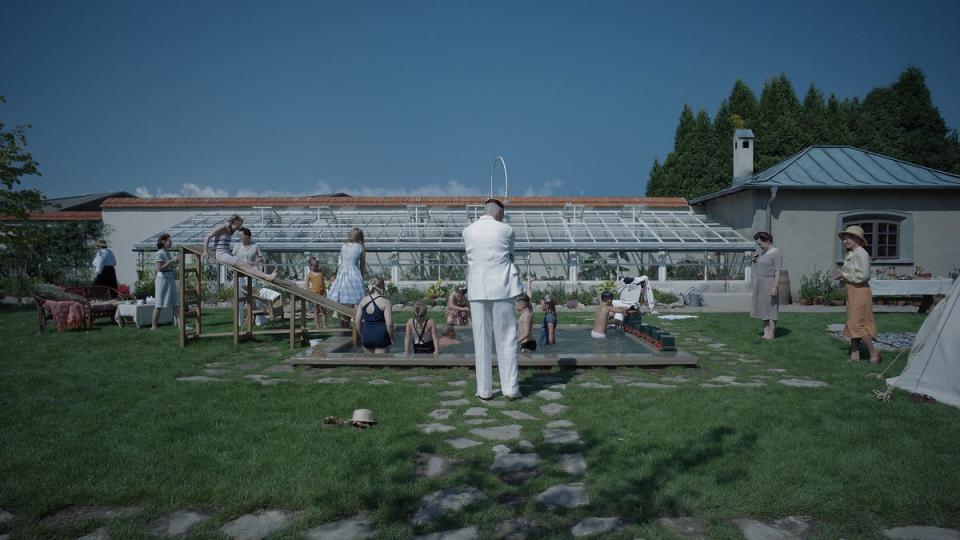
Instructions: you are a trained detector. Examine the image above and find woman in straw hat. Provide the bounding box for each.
[832,225,880,363]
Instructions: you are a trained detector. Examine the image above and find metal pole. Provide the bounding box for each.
[490,155,508,200]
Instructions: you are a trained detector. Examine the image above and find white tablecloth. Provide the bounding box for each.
[115,303,173,328]
[869,279,954,296]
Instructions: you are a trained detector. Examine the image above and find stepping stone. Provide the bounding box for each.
[495,518,538,540]
[41,506,143,527]
[148,510,212,536]
[412,526,478,540]
[883,526,960,540]
[259,379,285,386]
[710,376,736,384]
[738,357,761,364]
[464,407,488,417]
[176,376,223,383]
[547,419,574,428]
[536,390,563,400]
[235,362,263,370]
[611,375,638,384]
[535,483,590,509]
[418,383,433,387]
[368,379,391,385]
[77,527,108,540]
[262,364,294,374]
[492,444,511,455]
[540,403,569,416]
[661,375,689,383]
[571,517,626,537]
[708,343,726,349]
[548,384,567,390]
[560,453,587,475]
[205,362,228,368]
[439,390,464,398]
[579,382,612,389]
[446,437,482,449]
[766,368,788,373]
[491,452,541,473]
[731,381,766,388]
[303,515,376,540]
[220,509,300,539]
[730,516,816,540]
[405,375,441,382]
[627,382,677,389]
[778,379,829,388]
[429,409,454,420]
[502,410,537,421]
[411,486,487,525]
[316,378,349,384]
[419,423,456,434]
[440,399,471,407]
[699,383,726,388]
[517,440,535,450]
[463,419,497,426]
[470,424,522,441]
[0,510,11,524]
[543,429,582,445]
[414,453,463,479]
[448,380,468,386]
[657,517,710,539]
[244,374,269,380]
[204,368,230,376]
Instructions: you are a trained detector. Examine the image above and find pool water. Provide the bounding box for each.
[359,326,657,355]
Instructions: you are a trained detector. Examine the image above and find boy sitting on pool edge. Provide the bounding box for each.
[592,290,628,339]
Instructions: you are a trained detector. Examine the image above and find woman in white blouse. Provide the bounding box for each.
[832,225,879,363]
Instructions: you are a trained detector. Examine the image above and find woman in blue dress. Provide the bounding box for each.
[328,228,366,307]
[152,234,179,330]
[354,276,394,353]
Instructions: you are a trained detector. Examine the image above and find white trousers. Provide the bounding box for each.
[470,299,519,398]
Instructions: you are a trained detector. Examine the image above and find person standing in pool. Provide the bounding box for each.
[462,199,524,400]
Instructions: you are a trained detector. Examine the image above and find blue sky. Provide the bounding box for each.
[2,0,959,199]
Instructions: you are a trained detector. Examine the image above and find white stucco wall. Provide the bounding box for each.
[102,209,199,287]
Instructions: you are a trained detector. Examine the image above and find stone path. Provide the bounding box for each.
[148,509,212,536]
[571,517,627,537]
[302,515,376,540]
[220,509,300,539]
[411,486,487,525]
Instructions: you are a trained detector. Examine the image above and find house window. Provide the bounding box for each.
[742,140,750,149]
[837,210,912,264]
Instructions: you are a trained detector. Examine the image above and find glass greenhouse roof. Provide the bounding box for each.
[136,207,755,252]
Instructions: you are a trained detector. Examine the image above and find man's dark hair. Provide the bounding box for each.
[238,227,252,238]
[600,290,614,302]
[484,198,504,209]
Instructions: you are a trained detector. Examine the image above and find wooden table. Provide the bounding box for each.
[870,279,954,313]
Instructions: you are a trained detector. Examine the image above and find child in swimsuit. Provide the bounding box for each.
[405,300,440,355]
[592,290,627,338]
[540,296,557,345]
[516,293,536,352]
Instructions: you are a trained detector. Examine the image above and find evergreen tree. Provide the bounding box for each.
[645,159,664,196]
[756,74,803,170]
[825,94,855,145]
[728,80,758,127]
[800,84,829,146]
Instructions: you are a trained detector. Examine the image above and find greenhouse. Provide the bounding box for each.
[135,205,756,283]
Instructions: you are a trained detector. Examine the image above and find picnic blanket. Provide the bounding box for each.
[826,323,915,351]
[43,300,85,332]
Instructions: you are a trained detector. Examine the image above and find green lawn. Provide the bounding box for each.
[0,307,957,539]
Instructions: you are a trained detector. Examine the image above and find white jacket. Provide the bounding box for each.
[462,215,524,301]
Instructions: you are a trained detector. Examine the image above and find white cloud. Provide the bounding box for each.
[132,179,482,198]
[523,178,565,197]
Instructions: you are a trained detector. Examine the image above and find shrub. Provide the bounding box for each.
[652,288,679,304]
[0,275,40,297]
[799,269,841,304]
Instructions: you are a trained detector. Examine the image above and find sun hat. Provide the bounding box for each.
[349,409,377,425]
[96,239,109,248]
[838,225,867,246]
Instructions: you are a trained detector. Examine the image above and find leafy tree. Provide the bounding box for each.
[0,96,43,223]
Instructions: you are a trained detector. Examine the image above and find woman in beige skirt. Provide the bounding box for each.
[750,231,783,340]
[832,225,880,363]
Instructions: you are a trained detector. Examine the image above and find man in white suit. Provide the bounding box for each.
[462,199,524,400]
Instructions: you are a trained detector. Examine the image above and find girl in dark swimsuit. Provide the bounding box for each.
[354,277,394,353]
[405,300,440,355]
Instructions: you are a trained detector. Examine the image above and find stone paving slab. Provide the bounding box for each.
[546,419,574,428]
[220,509,301,540]
[502,410,538,421]
[540,403,569,416]
[263,364,295,374]
[492,444,511,455]
[463,419,497,426]
[419,423,456,434]
[448,380,468,386]
[412,526,478,540]
[464,407,488,417]
[730,516,817,540]
[0,510,11,524]
[560,453,587,475]
[440,399,471,407]
[543,429,582,445]
[627,382,677,389]
[177,376,224,383]
[41,506,143,527]
[490,453,541,473]
[429,409,454,420]
[660,375,690,383]
[883,526,960,540]
[148,509,212,536]
[536,390,564,400]
[446,437,482,449]
[517,440,535,450]
[411,486,487,525]
[470,424,522,441]
[535,483,590,509]
[571,517,626,537]
[415,453,463,478]
[303,515,376,540]
[76,527,108,540]
[368,379,391,385]
[405,375,441,382]
[611,376,638,384]
[778,379,829,388]
[439,390,464,398]
[316,378,349,384]
[203,368,230,376]
[494,518,539,540]
[656,517,710,539]
[579,382,612,389]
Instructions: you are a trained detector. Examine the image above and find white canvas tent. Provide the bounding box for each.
[887,277,960,408]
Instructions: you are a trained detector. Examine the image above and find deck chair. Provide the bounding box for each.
[612,276,657,323]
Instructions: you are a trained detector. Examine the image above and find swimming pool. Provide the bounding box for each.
[290,325,697,368]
